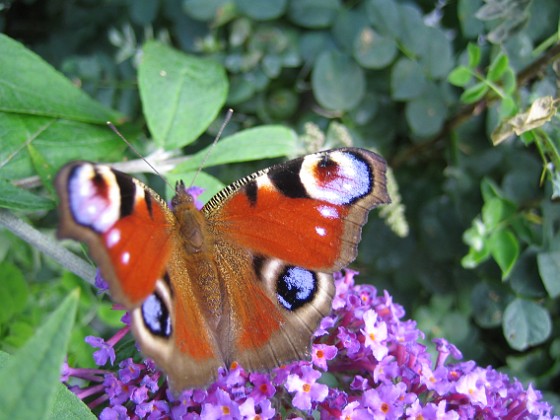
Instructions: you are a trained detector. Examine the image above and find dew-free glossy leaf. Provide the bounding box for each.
[353,27,397,69]
[0,179,54,211]
[405,94,447,138]
[420,27,453,79]
[489,228,519,279]
[0,263,28,324]
[488,53,509,82]
[183,0,228,21]
[288,0,340,28]
[0,34,121,123]
[139,41,228,150]
[482,197,516,229]
[312,50,365,111]
[448,66,473,87]
[366,0,400,37]
[460,82,488,104]
[537,251,560,298]
[174,125,297,173]
[391,58,427,100]
[0,292,78,419]
[503,298,551,351]
[0,113,126,181]
[235,0,287,20]
[467,42,482,68]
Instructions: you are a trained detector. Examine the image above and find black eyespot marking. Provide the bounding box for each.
[277,266,318,311]
[141,292,172,338]
[145,191,154,218]
[269,159,309,199]
[244,179,258,206]
[318,154,337,169]
[163,273,174,297]
[252,255,265,279]
[113,170,136,218]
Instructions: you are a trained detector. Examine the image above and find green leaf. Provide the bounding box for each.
[353,27,397,69]
[460,82,488,104]
[482,197,516,229]
[487,53,509,82]
[467,42,482,68]
[46,382,96,420]
[391,58,427,100]
[471,282,509,328]
[332,9,369,52]
[0,113,127,181]
[420,27,453,79]
[480,178,503,202]
[458,0,485,38]
[0,34,121,123]
[503,298,551,351]
[488,228,520,279]
[183,0,228,21]
[448,66,473,87]
[501,67,516,95]
[0,352,94,420]
[0,291,79,419]
[138,41,228,150]
[366,0,400,38]
[0,263,28,324]
[537,251,560,298]
[0,179,54,211]
[287,0,340,29]
[235,0,287,20]
[405,93,447,138]
[311,50,365,111]
[174,125,297,173]
[27,144,55,196]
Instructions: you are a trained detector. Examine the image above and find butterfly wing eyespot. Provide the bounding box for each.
[204,148,390,272]
[55,161,174,308]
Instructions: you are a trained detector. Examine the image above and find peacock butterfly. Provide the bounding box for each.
[55,148,390,390]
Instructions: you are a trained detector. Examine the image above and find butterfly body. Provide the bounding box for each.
[56,148,390,390]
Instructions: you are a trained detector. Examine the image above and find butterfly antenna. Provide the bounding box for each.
[106,121,175,191]
[188,108,233,188]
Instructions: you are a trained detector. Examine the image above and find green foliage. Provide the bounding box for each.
[0,292,88,419]
[1,0,560,410]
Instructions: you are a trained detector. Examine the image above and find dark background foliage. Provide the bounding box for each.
[1,0,559,411]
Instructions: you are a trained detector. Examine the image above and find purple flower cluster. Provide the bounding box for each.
[63,270,557,419]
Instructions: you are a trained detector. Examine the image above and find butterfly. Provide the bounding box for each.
[55,147,390,391]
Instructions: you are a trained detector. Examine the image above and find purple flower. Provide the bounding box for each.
[118,358,142,383]
[85,336,115,366]
[200,388,240,419]
[99,405,129,420]
[94,269,109,292]
[61,270,557,419]
[361,309,389,361]
[455,369,488,406]
[135,400,169,419]
[362,382,408,419]
[248,372,275,402]
[285,366,328,410]
[311,343,337,370]
[239,397,276,419]
[186,186,205,210]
